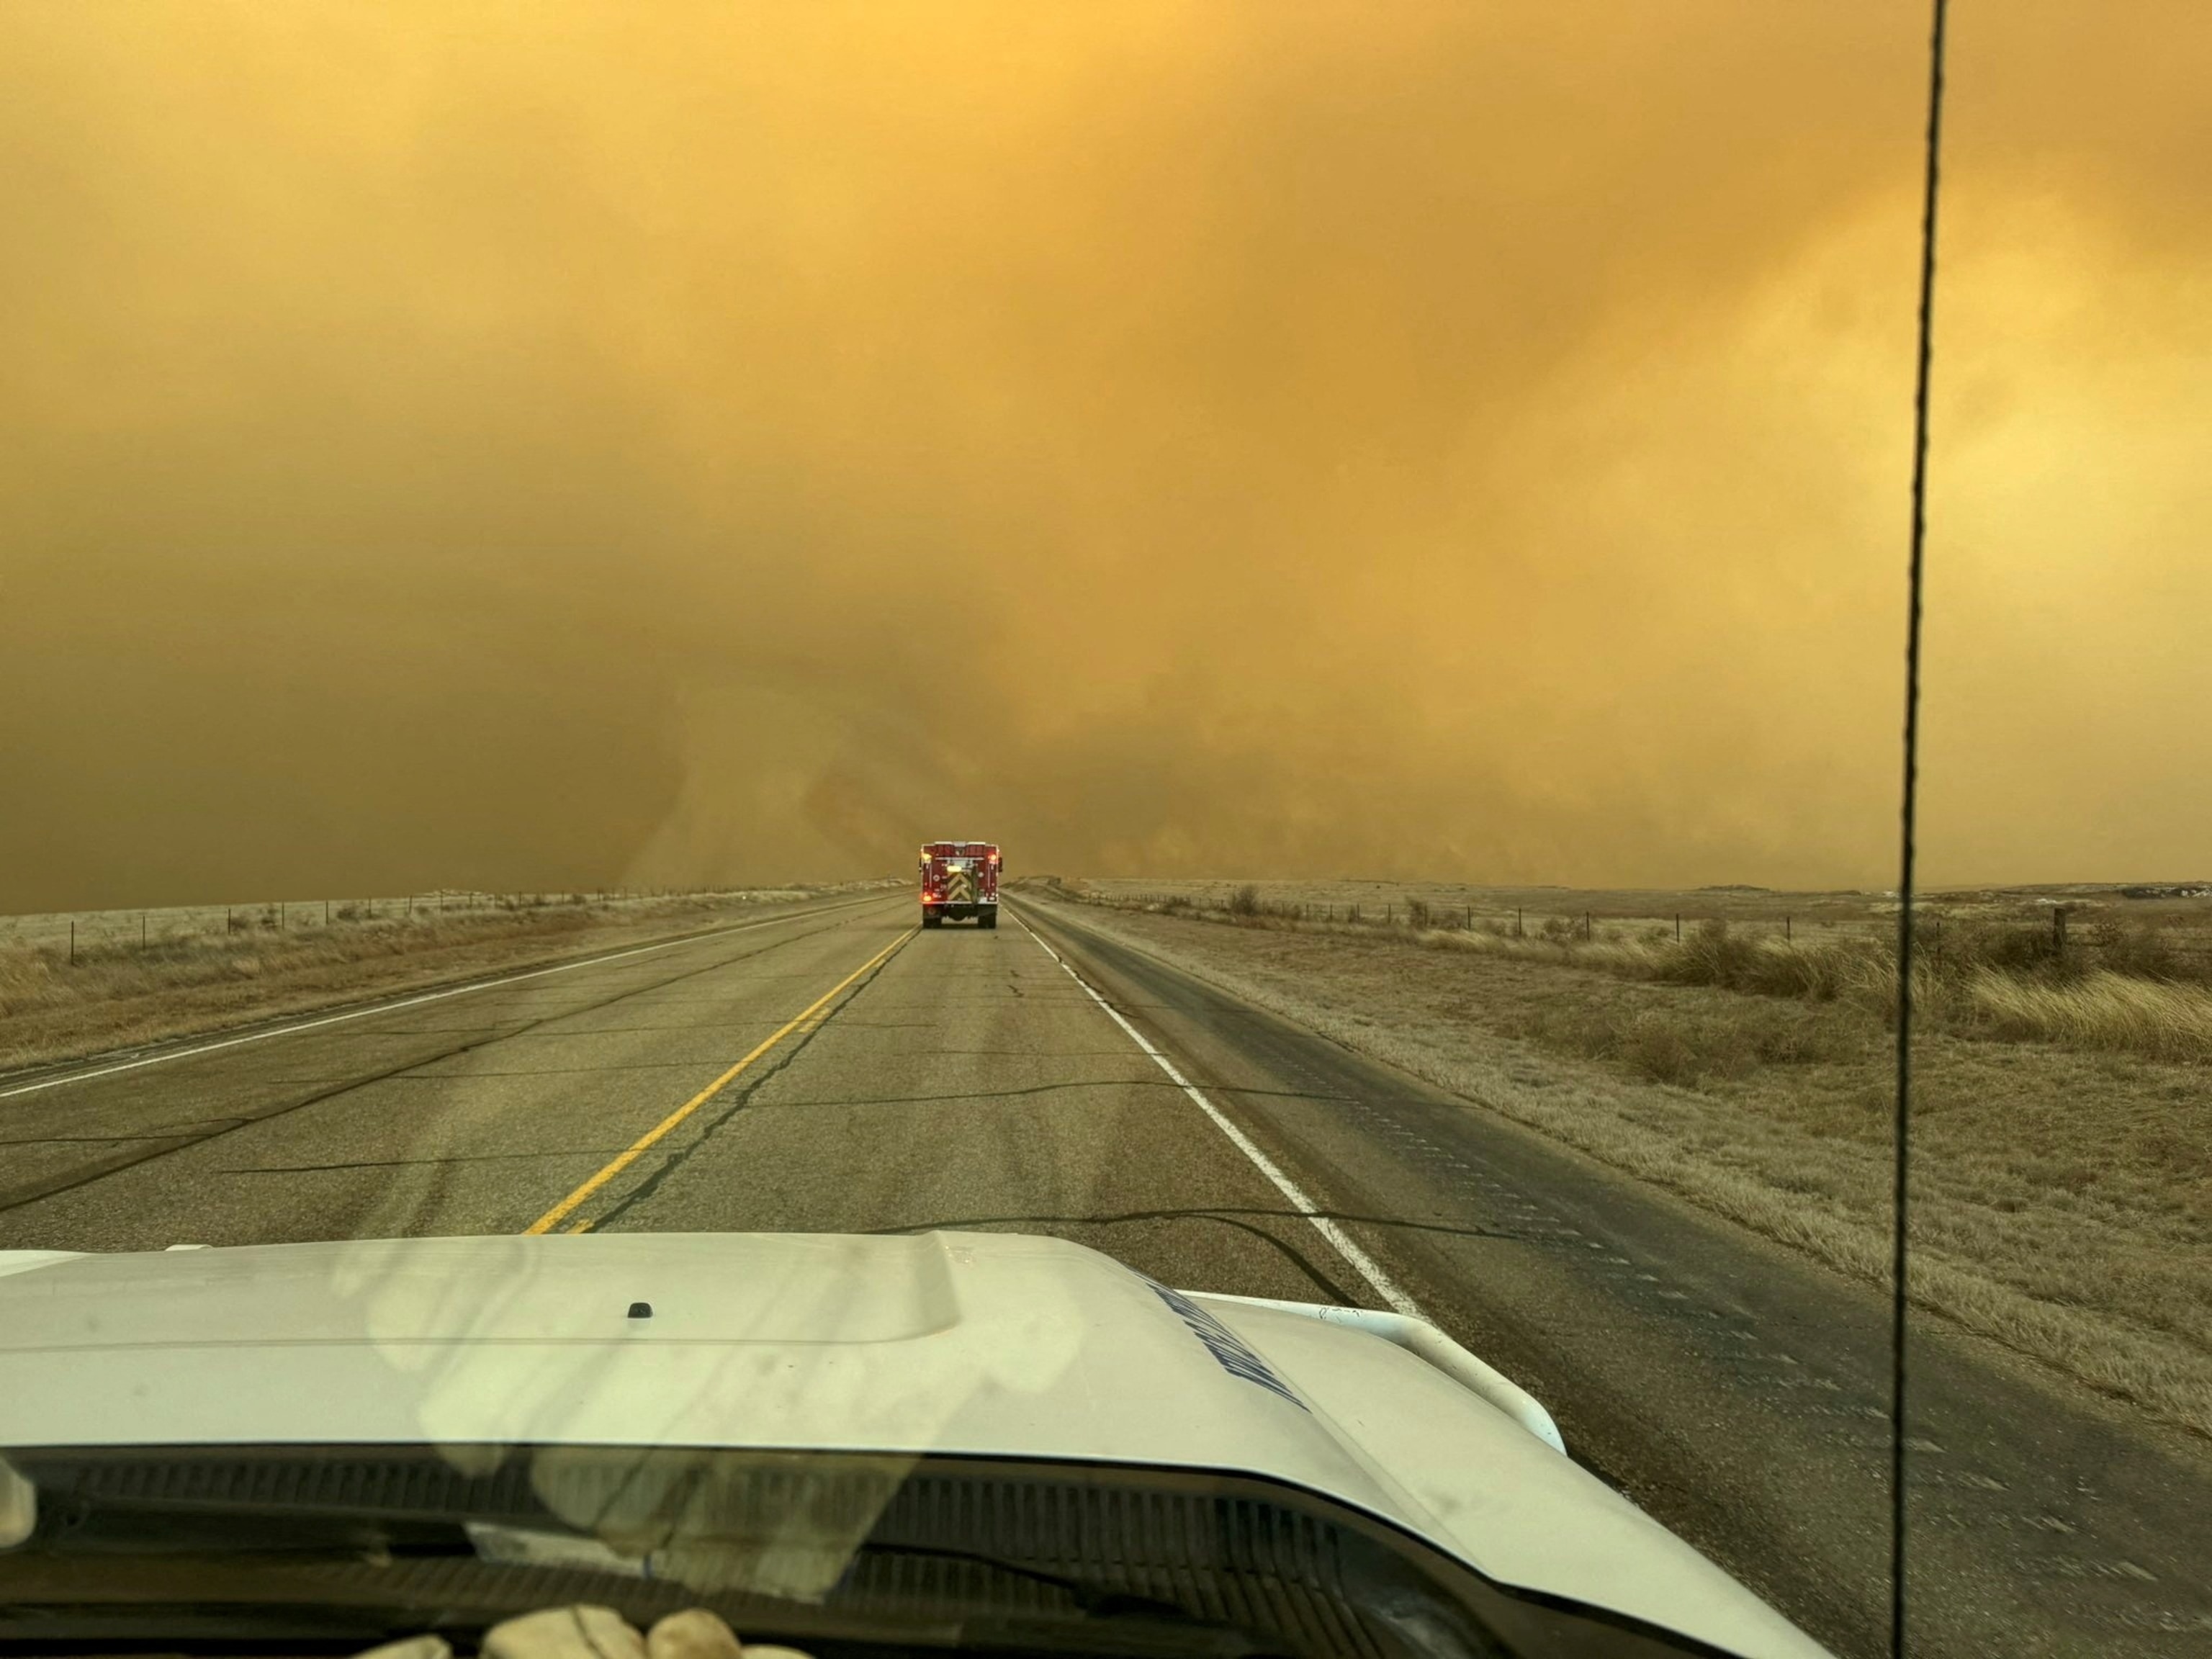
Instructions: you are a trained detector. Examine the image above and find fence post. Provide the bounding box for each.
[1786,915,1792,943]
[142,912,147,948]
[1675,913,1681,942]
[324,899,331,927]
[69,920,76,964]
[1584,912,1591,940]
[1467,902,1473,929]
[279,902,286,931]
[2054,907,2067,955]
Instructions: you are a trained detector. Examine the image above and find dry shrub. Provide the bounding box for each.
[2086,918,2207,984]
[1965,968,2212,1063]
[1513,997,1868,1085]
[1228,884,1262,917]
[1665,917,1761,985]
[0,947,54,1017]
[1618,1015,1709,1084]
[1951,920,2054,972]
[1420,919,1890,1002]
[1647,919,1887,1004]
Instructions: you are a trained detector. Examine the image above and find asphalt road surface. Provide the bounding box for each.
[3,889,2207,1658]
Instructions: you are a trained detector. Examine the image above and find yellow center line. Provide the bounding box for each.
[523,927,915,1235]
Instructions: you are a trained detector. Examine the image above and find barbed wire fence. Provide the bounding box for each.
[1097,886,2212,966]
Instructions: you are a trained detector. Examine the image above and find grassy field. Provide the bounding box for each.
[0,883,899,1075]
[1023,876,2212,1438]
[1065,876,2212,1062]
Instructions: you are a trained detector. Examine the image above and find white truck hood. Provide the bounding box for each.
[0,1231,1825,1658]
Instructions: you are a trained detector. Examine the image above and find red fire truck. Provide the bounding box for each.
[919,840,1000,929]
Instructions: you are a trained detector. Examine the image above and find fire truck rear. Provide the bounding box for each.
[920,840,1000,928]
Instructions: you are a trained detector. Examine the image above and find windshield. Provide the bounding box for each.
[1,1444,1737,1658]
[3,5,2208,1659]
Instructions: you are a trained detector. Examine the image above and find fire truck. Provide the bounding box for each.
[920,840,1000,929]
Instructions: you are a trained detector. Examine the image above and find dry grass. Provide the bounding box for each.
[1965,968,2212,1064]
[1506,992,1867,1085]
[1431,926,2212,1064]
[0,883,894,1075]
[1025,886,2212,1438]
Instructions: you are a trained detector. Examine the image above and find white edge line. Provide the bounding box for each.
[0,894,893,1102]
[1009,908,1424,1321]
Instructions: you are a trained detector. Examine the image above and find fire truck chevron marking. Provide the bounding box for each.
[920,839,1000,930]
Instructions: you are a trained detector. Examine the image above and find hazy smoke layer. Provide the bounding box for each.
[4,2,2206,907]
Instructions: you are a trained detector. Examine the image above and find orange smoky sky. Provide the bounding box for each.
[2,1,2207,909]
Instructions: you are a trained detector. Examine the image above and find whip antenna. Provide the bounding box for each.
[1890,0,1952,1652]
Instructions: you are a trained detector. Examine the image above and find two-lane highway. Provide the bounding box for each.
[5,888,2210,1659]
[0,892,1354,1302]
